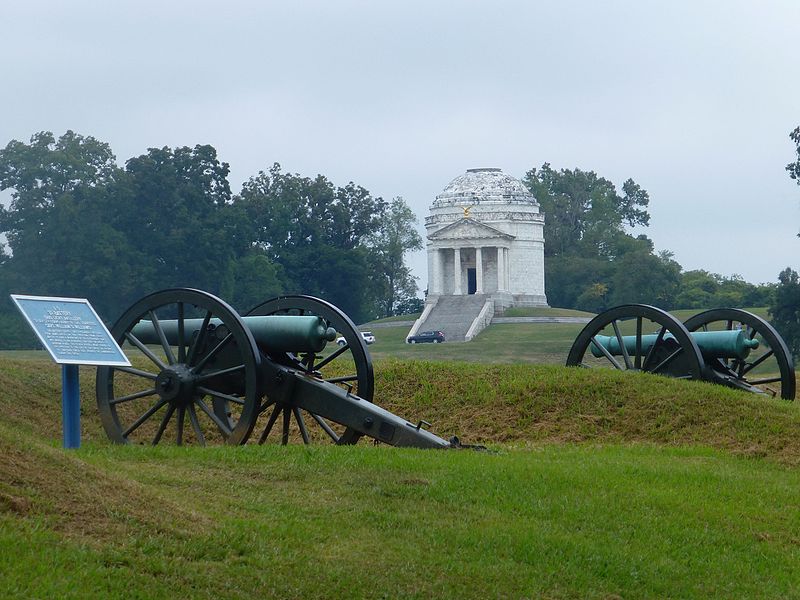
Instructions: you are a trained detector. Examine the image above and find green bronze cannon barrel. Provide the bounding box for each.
[590,329,759,360]
[131,315,337,353]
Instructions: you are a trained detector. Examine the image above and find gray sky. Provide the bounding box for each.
[2,0,798,292]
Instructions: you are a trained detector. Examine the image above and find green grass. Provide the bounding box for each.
[2,437,799,599]
[367,321,588,363]
[500,306,596,317]
[1,319,799,599]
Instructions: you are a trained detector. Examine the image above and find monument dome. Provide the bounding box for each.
[432,168,538,207]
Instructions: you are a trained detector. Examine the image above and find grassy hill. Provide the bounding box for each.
[1,351,799,598]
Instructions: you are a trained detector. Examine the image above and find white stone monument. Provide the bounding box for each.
[425,168,547,310]
[407,168,547,342]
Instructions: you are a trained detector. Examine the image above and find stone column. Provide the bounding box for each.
[475,246,483,293]
[453,247,462,295]
[504,247,510,291]
[430,248,439,294]
[497,247,505,291]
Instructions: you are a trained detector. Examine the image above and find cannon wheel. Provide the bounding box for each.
[246,295,374,445]
[566,304,705,381]
[684,308,796,400]
[96,289,262,445]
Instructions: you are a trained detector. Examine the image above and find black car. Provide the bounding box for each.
[407,330,445,344]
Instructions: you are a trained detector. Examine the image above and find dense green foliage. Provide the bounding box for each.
[523,164,683,311]
[0,132,422,345]
[769,267,800,358]
[523,164,775,312]
[788,126,800,207]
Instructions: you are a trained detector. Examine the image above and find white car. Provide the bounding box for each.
[336,331,375,346]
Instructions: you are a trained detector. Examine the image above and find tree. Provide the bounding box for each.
[522,164,650,258]
[769,268,800,358]
[609,249,682,307]
[368,197,422,317]
[237,164,387,322]
[0,130,118,256]
[788,127,800,237]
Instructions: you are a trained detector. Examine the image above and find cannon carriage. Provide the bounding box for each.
[566,304,795,400]
[94,290,795,449]
[96,288,452,448]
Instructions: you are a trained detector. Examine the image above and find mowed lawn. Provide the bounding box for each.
[1,305,798,599]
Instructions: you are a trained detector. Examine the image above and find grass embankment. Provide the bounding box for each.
[2,354,800,598]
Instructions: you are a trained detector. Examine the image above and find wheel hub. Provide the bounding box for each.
[156,364,196,404]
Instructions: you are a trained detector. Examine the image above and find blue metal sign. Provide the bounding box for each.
[11,294,131,449]
[11,294,130,366]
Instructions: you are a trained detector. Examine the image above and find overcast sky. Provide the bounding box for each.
[2,0,798,292]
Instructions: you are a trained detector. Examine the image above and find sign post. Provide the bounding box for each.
[10,295,130,449]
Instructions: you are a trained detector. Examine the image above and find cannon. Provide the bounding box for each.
[96,288,455,448]
[566,304,796,399]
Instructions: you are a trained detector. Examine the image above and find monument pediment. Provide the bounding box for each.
[427,217,515,241]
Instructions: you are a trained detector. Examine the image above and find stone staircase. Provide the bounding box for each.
[418,294,489,342]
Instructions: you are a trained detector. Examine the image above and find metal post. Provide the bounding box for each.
[62,364,81,449]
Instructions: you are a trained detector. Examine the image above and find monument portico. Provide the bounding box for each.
[408,168,547,343]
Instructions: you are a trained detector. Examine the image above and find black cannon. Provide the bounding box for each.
[96,288,455,447]
[566,304,796,400]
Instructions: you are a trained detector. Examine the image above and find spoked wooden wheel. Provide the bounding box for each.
[246,295,374,445]
[684,308,796,400]
[96,289,262,445]
[566,304,705,381]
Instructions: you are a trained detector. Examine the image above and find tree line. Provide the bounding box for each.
[0,131,422,348]
[1,128,797,356]
[523,164,773,314]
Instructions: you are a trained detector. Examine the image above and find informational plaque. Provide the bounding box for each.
[11,294,130,449]
[11,294,129,366]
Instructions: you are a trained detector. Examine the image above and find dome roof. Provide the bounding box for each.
[432,168,537,208]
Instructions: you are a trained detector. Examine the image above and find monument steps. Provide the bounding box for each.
[417,295,488,342]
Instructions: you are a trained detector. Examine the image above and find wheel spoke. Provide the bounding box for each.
[642,327,667,372]
[194,364,246,383]
[186,310,213,367]
[109,387,158,405]
[589,336,623,370]
[739,349,774,377]
[650,348,683,374]
[192,333,233,374]
[315,344,349,370]
[122,398,168,437]
[258,404,281,444]
[325,374,359,384]
[116,366,159,381]
[177,302,186,363]
[188,404,206,445]
[195,397,233,438]
[747,376,783,385]
[259,398,276,415]
[152,403,176,445]
[149,310,176,365]
[611,320,631,370]
[196,385,246,405]
[293,407,310,444]
[124,331,167,370]
[634,317,643,369]
[281,407,291,445]
[310,413,340,443]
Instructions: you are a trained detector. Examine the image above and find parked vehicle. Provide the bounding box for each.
[336,331,375,346]
[406,330,445,344]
